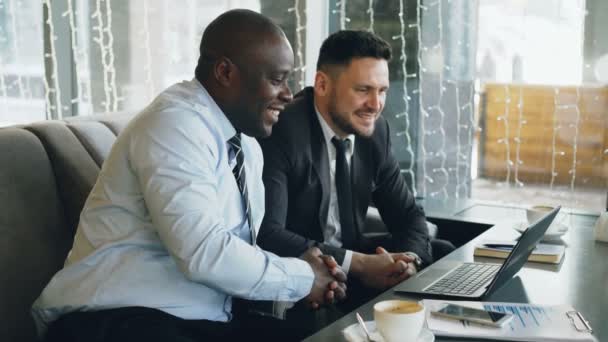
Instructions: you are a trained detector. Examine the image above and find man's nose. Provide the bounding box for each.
[367,92,382,111]
[279,83,293,103]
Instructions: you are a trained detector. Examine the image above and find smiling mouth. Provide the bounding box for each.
[356,112,377,123]
[267,107,282,122]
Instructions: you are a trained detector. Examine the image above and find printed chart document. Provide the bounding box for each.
[424,300,597,342]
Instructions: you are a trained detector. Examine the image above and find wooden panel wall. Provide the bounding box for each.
[480,83,608,187]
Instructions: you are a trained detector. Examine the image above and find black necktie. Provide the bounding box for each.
[331,137,356,249]
[228,133,256,246]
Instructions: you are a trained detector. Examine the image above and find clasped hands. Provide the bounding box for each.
[300,246,417,309]
[300,247,347,309]
[350,247,418,290]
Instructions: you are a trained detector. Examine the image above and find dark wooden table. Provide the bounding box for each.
[304,200,606,341]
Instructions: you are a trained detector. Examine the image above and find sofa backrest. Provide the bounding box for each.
[25,123,101,236]
[0,112,135,342]
[0,128,72,342]
[66,121,117,167]
[26,113,136,236]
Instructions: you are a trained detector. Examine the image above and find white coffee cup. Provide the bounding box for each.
[594,211,608,243]
[526,205,555,224]
[374,300,425,342]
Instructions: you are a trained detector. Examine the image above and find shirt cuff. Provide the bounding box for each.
[269,255,315,301]
[342,250,353,274]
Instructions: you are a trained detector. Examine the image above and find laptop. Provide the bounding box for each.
[396,206,561,299]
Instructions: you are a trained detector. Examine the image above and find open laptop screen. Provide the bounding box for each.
[484,206,561,296]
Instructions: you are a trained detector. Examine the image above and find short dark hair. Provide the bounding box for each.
[194,9,284,82]
[316,30,392,72]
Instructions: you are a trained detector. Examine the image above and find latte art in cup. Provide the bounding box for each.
[374,300,426,342]
[383,302,423,314]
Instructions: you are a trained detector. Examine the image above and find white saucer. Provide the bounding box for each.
[513,222,568,241]
[342,320,434,342]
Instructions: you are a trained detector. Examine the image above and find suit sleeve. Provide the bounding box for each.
[257,135,347,264]
[372,120,433,267]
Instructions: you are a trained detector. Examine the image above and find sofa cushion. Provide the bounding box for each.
[66,111,136,136]
[67,121,117,167]
[98,113,134,135]
[0,128,72,342]
[25,123,100,235]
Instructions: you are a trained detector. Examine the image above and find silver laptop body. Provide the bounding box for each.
[395,206,561,300]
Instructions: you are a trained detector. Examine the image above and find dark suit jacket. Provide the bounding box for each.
[258,87,432,266]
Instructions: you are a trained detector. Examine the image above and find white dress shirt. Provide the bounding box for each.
[31,79,314,334]
[314,107,355,273]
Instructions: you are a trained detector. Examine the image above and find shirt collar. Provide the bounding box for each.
[192,78,237,143]
[314,102,355,151]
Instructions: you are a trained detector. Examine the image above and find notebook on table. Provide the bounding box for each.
[474,240,565,264]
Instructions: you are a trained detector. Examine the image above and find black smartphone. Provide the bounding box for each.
[431,303,513,327]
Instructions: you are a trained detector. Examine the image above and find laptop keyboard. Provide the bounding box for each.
[424,263,500,295]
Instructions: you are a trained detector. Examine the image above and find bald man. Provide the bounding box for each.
[32,10,345,342]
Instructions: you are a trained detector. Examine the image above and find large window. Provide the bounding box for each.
[0,0,605,213]
[0,0,44,125]
[473,0,606,213]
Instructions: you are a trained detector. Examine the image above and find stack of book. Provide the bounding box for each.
[474,240,565,264]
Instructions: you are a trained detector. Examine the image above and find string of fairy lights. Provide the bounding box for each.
[43,0,63,119]
[334,0,349,30]
[550,88,560,189]
[104,0,118,112]
[428,0,449,199]
[449,81,476,199]
[512,8,527,189]
[393,0,417,195]
[513,86,524,188]
[0,52,6,99]
[569,88,581,194]
[92,0,119,112]
[569,10,586,198]
[0,0,601,203]
[289,0,306,90]
[335,0,465,198]
[550,89,580,191]
[367,0,374,33]
[336,0,529,199]
[461,83,476,198]
[141,1,154,100]
[515,2,588,198]
[8,0,25,99]
[0,0,9,99]
[452,81,463,197]
[497,84,512,186]
[64,0,93,115]
[414,0,428,196]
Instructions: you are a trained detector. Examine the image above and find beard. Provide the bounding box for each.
[327,95,375,138]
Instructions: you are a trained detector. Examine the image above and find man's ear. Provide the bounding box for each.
[214,57,236,87]
[314,71,331,97]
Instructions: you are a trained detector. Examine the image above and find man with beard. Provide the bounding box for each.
[32,10,345,342]
[258,30,454,322]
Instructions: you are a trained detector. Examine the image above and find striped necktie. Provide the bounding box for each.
[228,133,256,246]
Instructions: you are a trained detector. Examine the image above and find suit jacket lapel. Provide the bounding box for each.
[352,137,372,244]
[305,90,331,235]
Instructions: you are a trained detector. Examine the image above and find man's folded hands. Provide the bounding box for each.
[300,247,348,309]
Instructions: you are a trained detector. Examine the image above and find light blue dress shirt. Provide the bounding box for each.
[31,79,314,333]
